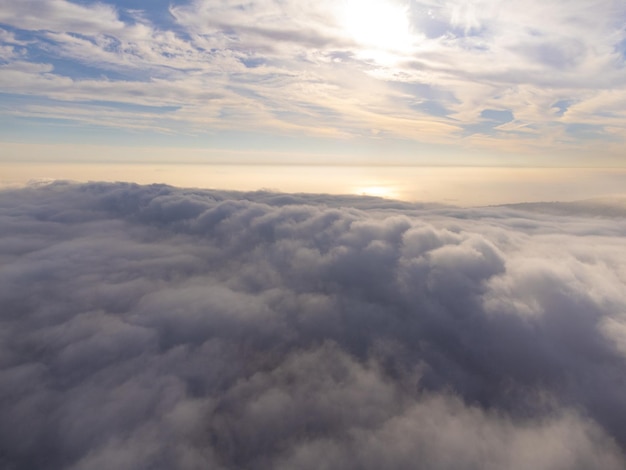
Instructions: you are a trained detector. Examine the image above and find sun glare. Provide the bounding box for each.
[338,0,412,55]
[354,185,398,199]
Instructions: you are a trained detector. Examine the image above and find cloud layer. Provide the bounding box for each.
[2,181,626,469]
[1,0,626,160]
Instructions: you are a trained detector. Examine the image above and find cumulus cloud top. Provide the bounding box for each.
[2,181,626,469]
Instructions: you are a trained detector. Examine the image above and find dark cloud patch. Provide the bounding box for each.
[2,181,626,469]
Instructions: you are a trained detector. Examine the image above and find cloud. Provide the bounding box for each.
[1,0,625,158]
[0,0,124,34]
[2,181,626,469]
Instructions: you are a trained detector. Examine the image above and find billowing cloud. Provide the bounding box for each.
[1,181,626,469]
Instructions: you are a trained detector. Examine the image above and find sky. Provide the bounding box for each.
[4,4,626,467]
[1,0,626,168]
[2,181,626,469]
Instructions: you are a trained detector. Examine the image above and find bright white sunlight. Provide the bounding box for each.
[337,0,413,54]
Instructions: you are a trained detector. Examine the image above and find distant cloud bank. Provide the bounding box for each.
[2,182,626,469]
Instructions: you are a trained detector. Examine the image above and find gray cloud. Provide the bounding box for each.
[1,181,626,469]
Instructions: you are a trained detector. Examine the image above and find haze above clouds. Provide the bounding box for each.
[2,182,626,469]
[1,0,626,163]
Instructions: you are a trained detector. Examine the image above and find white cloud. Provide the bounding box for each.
[0,0,124,34]
[0,0,625,157]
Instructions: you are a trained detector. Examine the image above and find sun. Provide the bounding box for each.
[353,185,398,199]
[338,0,412,55]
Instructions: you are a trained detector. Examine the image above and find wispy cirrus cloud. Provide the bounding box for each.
[0,0,124,34]
[0,0,625,162]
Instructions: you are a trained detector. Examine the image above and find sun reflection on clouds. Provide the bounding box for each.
[352,184,399,199]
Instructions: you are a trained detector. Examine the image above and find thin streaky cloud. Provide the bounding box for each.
[0,0,624,163]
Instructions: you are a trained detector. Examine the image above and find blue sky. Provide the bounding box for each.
[1,0,626,165]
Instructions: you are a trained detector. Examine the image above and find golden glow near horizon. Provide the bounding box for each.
[3,162,626,207]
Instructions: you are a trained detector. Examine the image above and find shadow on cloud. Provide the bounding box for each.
[1,182,626,469]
